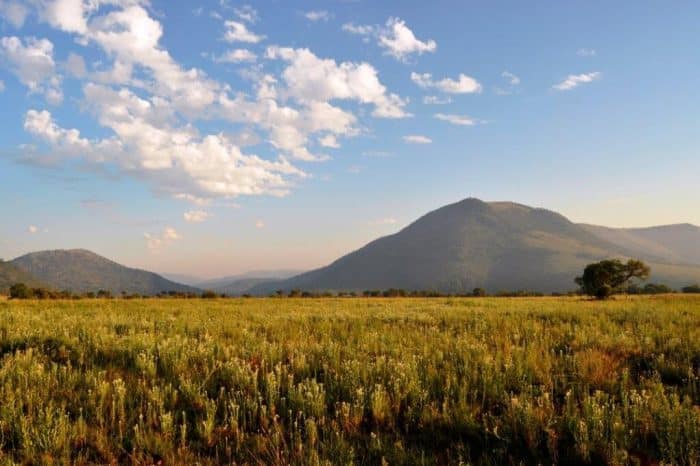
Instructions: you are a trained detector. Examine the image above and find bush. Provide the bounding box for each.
[682,284,700,294]
[9,283,31,299]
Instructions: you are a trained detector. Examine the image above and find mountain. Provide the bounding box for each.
[197,270,304,295]
[10,249,199,295]
[0,261,44,293]
[250,198,700,294]
[580,223,700,266]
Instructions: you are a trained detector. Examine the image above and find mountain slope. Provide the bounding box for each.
[580,223,700,266]
[10,249,198,295]
[0,261,44,293]
[251,198,700,294]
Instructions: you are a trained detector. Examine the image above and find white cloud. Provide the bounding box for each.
[183,210,210,223]
[0,36,63,104]
[144,227,181,251]
[213,48,256,63]
[423,95,451,105]
[266,46,410,118]
[501,71,520,86]
[255,219,265,229]
[341,22,374,39]
[233,5,258,23]
[403,135,431,144]
[319,134,340,148]
[577,48,596,57]
[15,1,412,204]
[434,113,477,126]
[0,80,4,92]
[0,1,29,28]
[378,17,436,62]
[64,52,86,77]
[305,10,330,22]
[495,71,520,95]
[553,71,601,91]
[24,102,304,199]
[223,20,265,43]
[28,225,38,234]
[411,72,481,94]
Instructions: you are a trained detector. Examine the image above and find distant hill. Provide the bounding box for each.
[197,270,304,295]
[10,249,199,295]
[250,198,700,294]
[580,223,700,266]
[0,261,44,293]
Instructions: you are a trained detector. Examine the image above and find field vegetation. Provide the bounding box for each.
[0,296,698,465]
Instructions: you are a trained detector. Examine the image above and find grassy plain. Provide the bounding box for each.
[0,296,698,465]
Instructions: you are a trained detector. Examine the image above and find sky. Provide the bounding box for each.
[0,1,698,278]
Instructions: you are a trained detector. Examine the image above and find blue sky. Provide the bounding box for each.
[0,0,698,278]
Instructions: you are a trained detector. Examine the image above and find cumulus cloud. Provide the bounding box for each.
[28,225,38,234]
[144,227,180,251]
[13,1,411,203]
[411,72,481,94]
[183,210,210,223]
[318,134,340,148]
[255,219,265,229]
[305,10,330,22]
[378,17,436,62]
[0,80,4,92]
[434,113,477,126]
[223,20,265,43]
[403,135,431,144]
[553,71,601,91]
[64,52,87,78]
[24,102,303,199]
[342,18,435,62]
[266,46,410,118]
[0,1,29,28]
[213,48,256,63]
[0,36,63,104]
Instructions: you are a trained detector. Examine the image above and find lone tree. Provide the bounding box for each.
[575,259,650,299]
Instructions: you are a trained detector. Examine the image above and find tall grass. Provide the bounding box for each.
[0,296,698,464]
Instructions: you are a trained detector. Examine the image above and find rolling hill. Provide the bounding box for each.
[10,249,198,295]
[250,198,700,294]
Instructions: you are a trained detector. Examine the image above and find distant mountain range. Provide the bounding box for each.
[3,198,699,296]
[8,249,198,295]
[249,198,700,294]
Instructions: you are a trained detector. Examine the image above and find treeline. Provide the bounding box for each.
[4,282,700,300]
[5,283,215,300]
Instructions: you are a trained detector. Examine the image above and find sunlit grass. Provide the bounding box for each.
[0,296,698,464]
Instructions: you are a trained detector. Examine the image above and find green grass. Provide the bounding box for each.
[0,296,698,465]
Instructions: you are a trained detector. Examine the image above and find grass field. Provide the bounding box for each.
[0,296,698,465]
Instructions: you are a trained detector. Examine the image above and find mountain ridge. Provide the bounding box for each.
[10,249,198,295]
[248,198,700,294]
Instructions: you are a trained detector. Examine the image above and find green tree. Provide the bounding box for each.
[682,284,700,294]
[472,287,487,297]
[575,259,650,299]
[9,283,31,299]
